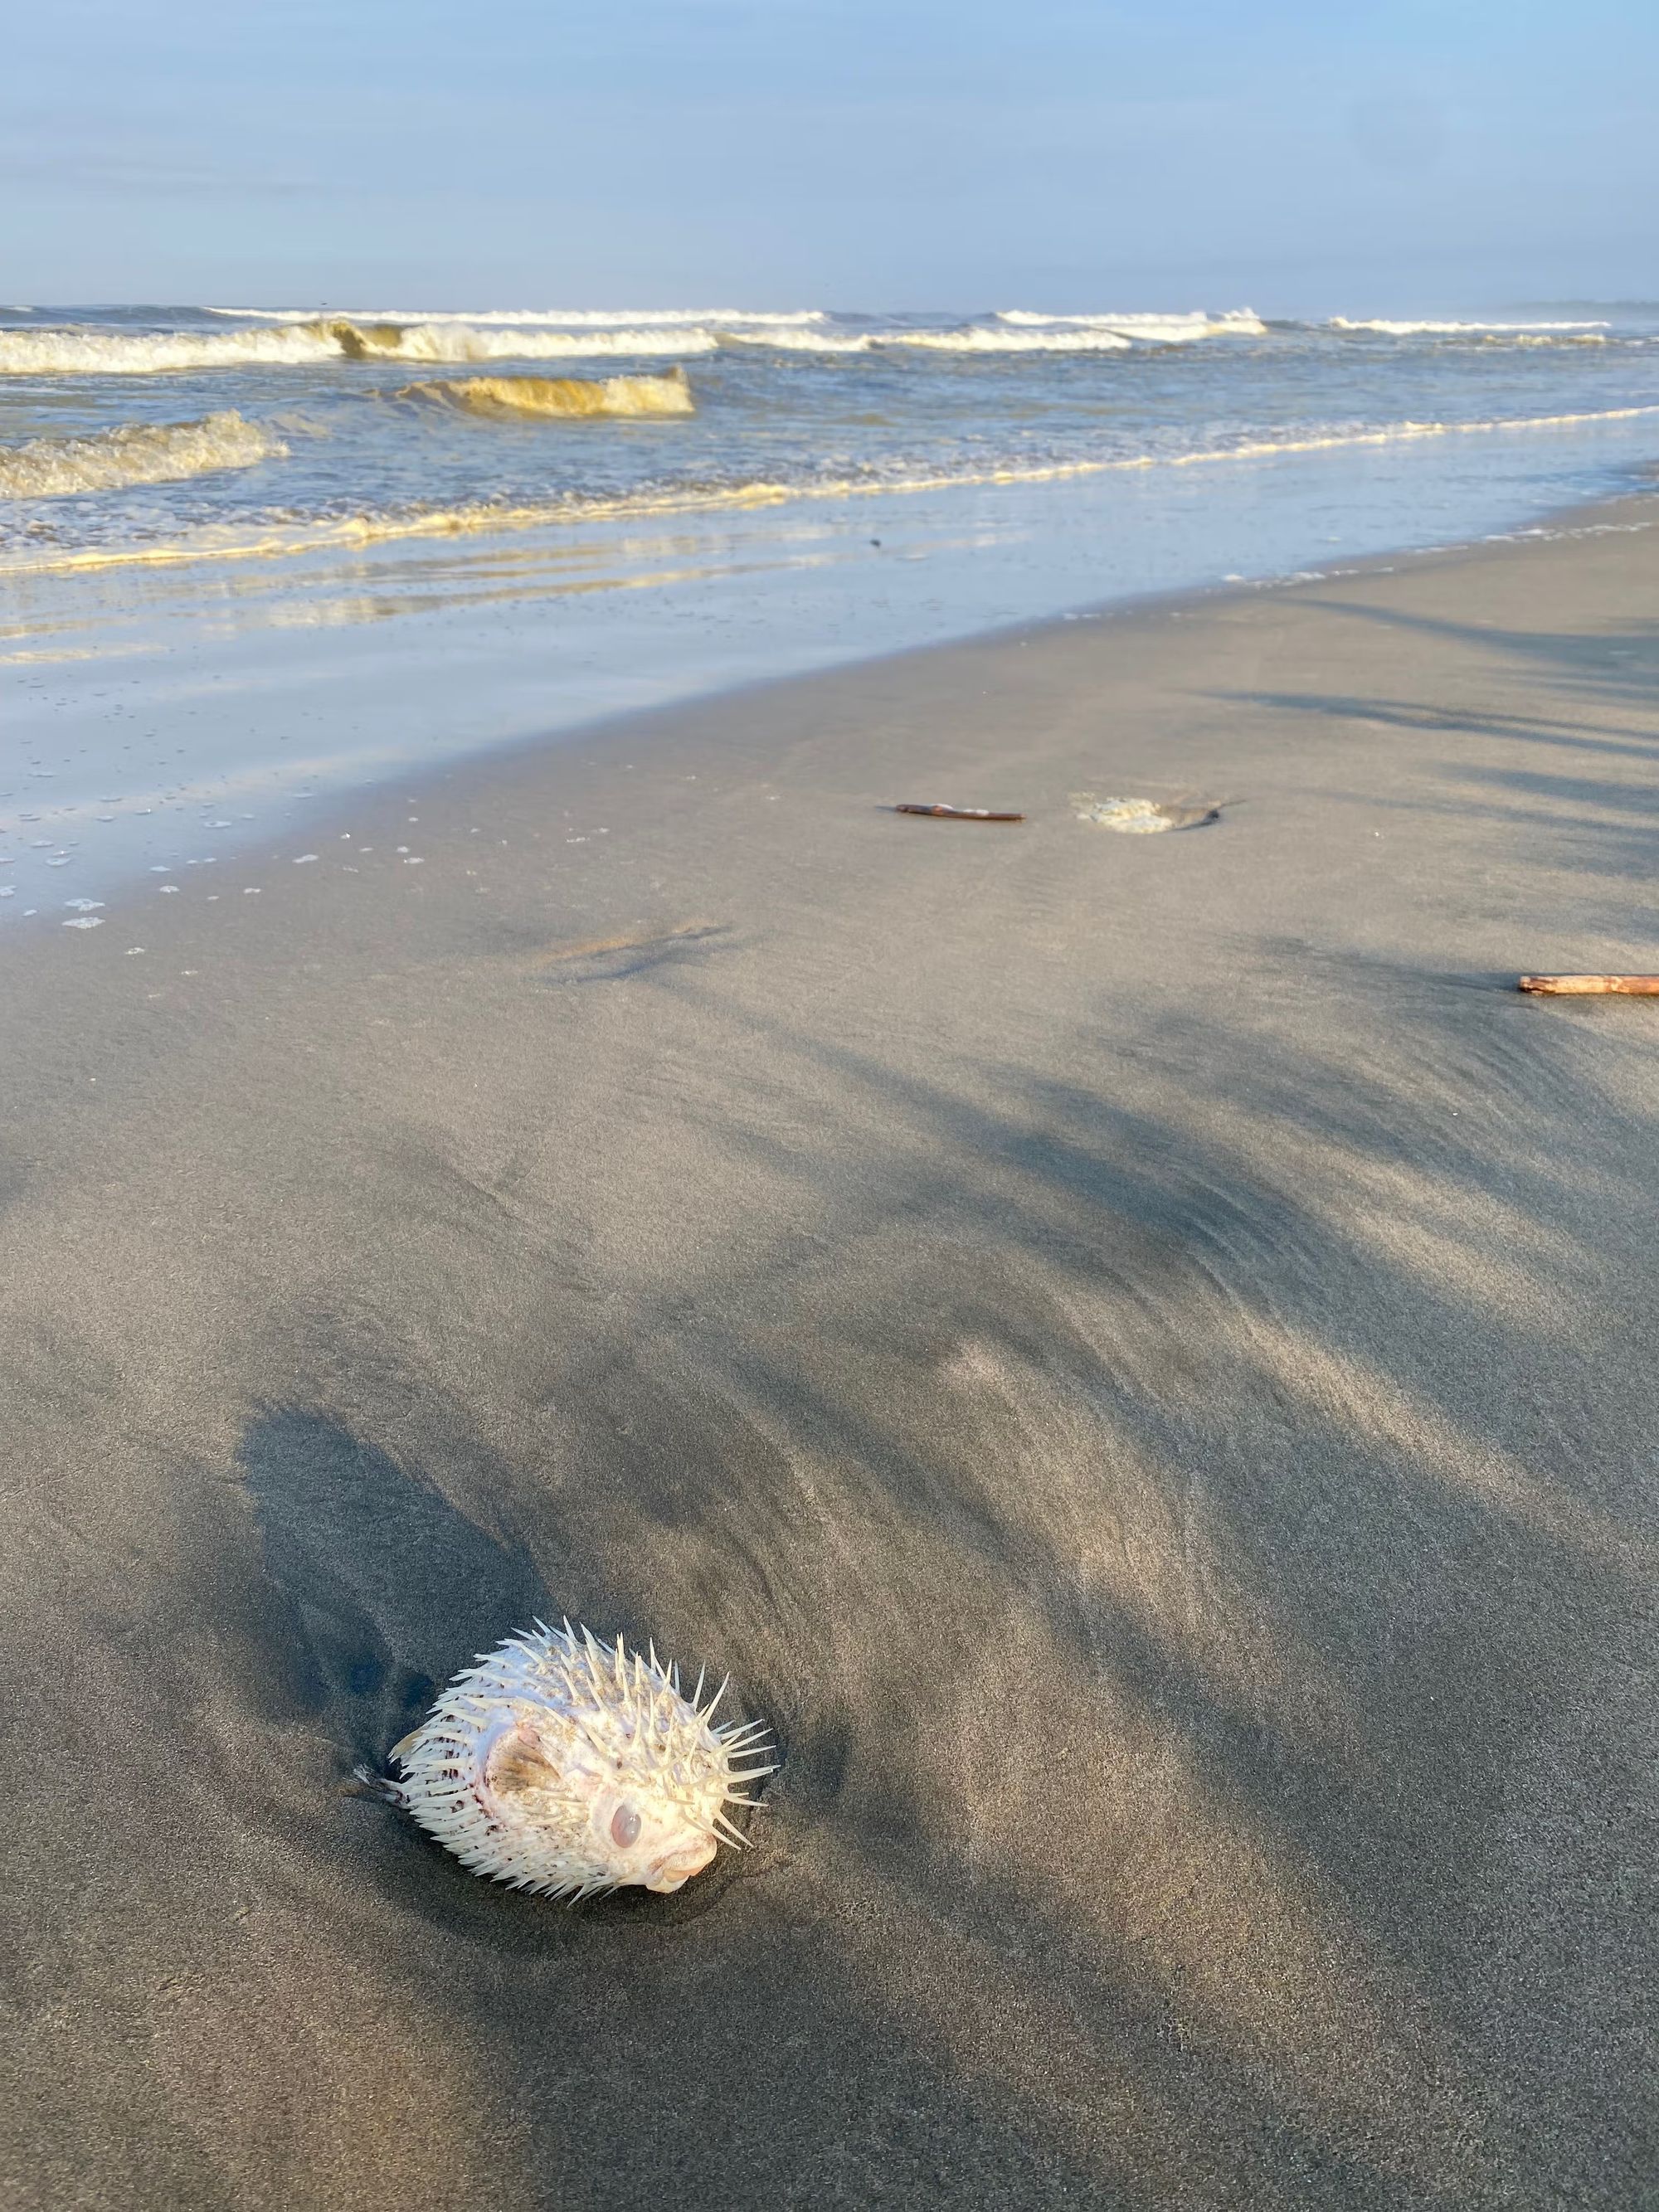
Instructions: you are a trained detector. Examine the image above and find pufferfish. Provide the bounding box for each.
[359,1620,776,1901]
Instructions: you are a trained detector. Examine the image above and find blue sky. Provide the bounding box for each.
[7,0,1656,309]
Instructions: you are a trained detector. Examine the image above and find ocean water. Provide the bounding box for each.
[3,301,1658,921]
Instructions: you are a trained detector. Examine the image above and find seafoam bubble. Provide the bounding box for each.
[62,915,103,929]
[363,1620,776,1902]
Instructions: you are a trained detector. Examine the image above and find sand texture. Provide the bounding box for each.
[2,514,1657,2209]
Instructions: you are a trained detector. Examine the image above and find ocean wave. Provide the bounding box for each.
[0,312,1282,373]
[12,400,1657,576]
[0,411,287,498]
[207,305,825,328]
[1330,317,1608,335]
[339,321,718,362]
[719,326,876,352]
[997,309,1267,341]
[0,324,344,374]
[398,368,694,418]
[0,318,722,375]
[888,326,1134,352]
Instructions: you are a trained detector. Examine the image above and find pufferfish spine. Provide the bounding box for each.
[359,1619,776,1902]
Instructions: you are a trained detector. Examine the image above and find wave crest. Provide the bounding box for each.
[209,305,825,328]
[0,318,720,375]
[0,411,287,498]
[324,319,716,362]
[0,325,343,375]
[896,326,1132,353]
[997,309,1267,342]
[399,368,694,418]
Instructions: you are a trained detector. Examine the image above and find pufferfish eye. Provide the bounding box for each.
[610,1802,642,1849]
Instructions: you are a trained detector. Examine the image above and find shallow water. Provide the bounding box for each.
[2,300,1657,921]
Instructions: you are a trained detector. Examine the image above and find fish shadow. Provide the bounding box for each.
[239,1407,547,1767]
[533,921,732,985]
[236,1405,764,1934]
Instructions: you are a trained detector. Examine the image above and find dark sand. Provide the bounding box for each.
[3,513,1657,2210]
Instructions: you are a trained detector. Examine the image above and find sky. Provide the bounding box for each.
[5,0,1657,311]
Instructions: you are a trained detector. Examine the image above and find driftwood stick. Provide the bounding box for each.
[893,803,1025,822]
[1517,975,1659,995]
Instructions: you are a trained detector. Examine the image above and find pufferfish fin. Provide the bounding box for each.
[389,1726,425,1768]
[348,1762,405,1805]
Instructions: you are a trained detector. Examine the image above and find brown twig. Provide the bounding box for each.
[1517,975,1659,995]
[893,803,1024,822]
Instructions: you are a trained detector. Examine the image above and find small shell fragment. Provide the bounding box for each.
[1072,794,1222,833]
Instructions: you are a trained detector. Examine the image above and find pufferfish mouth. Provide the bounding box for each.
[645,1836,719,1894]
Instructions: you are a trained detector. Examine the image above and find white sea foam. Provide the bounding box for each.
[998,309,1267,341]
[0,324,346,374]
[0,318,721,375]
[353,321,718,362]
[4,313,1255,373]
[745,311,1264,351]
[0,411,287,498]
[888,326,1134,352]
[719,327,876,352]
[207,306,826,328]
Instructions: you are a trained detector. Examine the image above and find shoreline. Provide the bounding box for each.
[7,443,1659,928]
[4,504,1657,2209]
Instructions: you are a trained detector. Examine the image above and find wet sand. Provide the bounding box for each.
[2,510,1657,2209]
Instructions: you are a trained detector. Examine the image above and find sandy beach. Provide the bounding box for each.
[3,508,1656,2208]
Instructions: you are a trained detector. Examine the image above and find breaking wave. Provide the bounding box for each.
[0,310,1281,373]
[720,326,878,352]
[12,399,1657,576]
[0,318,721,375]
[328,321,718,362]
[0,411,287,498]
[721,311,1268,353]
[894,325,1132,352]
[0,324,346,374]
[399,368,694,418]
[997,309,1268,342]
[207,305,825,328]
